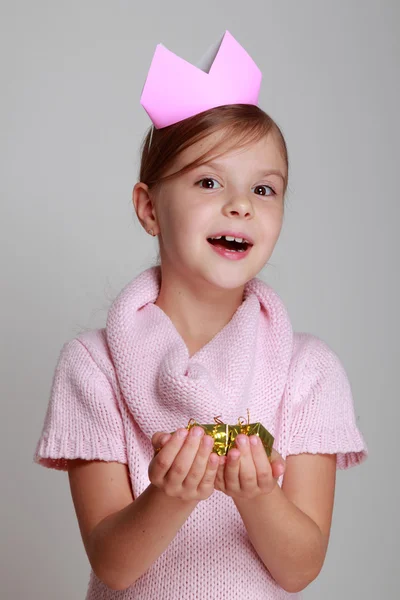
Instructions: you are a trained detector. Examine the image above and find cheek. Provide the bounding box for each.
[264,202,284,228]
[162,212,203,252]
[158,199,186,235]
[272,214,284,238]
[257,206,284,248]
[172,203,211,236]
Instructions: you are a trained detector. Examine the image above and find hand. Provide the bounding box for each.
[214,434,286,501]
[148,426,221,502]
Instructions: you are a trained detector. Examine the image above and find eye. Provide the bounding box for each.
[196,177,222,189]
[252,185,275,196]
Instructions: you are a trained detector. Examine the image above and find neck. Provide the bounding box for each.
[153,265,246,357]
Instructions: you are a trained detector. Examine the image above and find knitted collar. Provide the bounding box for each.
[106,266,294,443]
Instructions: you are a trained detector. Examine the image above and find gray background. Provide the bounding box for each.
[1,0,398,598]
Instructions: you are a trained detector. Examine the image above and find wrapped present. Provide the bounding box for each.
[155,410,274,459]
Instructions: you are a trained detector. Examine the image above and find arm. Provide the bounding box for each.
[68,427,218,591]
[68,459,198,591]
[90,481,198,590]
[234,452,336,593]
[232,334,366,591]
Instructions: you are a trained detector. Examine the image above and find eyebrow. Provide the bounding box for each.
[195,161,285,182]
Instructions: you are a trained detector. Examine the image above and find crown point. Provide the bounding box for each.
[140,30,262,129]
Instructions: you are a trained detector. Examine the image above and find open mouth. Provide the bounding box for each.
[207,236,252,253]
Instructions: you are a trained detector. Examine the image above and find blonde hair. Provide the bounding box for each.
[139,104,289,195]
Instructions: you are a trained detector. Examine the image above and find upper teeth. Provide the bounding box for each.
[210,235,249,244]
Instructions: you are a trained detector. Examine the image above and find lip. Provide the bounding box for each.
[207,230,254,245]
[207,241,252,261]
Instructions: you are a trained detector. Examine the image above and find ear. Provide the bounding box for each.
[132,182,159,234]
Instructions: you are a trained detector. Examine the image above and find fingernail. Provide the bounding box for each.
[202,434,214,447]
[237,435,247,446]
[191,426,204,437]
[250,436,258,446]
[177,428,188,438]
[160,434,170,445]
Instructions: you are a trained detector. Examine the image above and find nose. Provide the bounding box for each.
[223,194,254,218]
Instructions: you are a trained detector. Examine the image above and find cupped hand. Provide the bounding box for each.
[148,426,222,502]
[214,434,286,500]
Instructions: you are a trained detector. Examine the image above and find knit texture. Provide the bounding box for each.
[34,266,368,599]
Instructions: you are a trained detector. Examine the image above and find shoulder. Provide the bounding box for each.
[287,332,368,469]
[292,331,342,365]
[57,329,118,391]
[35,329,128,470]
[289,332,350,408]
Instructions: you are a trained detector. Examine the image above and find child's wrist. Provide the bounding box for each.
[149,483,200,508]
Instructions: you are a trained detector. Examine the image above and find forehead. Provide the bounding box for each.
[171,129,286,175]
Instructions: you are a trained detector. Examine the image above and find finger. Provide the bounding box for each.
[214,455,226,491]
[235,435,257,492]
[249,435,273,490]
[160,433,172,447]
[183,433,215,488]
[152,431,172,451]
[149,428,189,483]
[270,448,286,479]
[197,450,220,494]
[224,447,241,493]
[166,426,206,486]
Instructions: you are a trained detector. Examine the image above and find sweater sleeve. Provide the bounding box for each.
[33,337,128,471]
[287,335,368,470]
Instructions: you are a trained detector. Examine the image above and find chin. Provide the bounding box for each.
[199,263,260,291]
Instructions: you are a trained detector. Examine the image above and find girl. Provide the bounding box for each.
[33,31,368,599]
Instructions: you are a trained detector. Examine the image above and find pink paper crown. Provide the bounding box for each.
[140,30,262,129]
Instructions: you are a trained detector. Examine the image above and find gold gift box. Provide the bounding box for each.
[156,411,274,459]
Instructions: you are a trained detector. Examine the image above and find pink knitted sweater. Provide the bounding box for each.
[34,266,368,599]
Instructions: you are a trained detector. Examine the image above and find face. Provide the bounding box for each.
[134,130,287,291]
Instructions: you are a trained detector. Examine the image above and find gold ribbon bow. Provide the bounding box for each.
[154,409,274,458]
